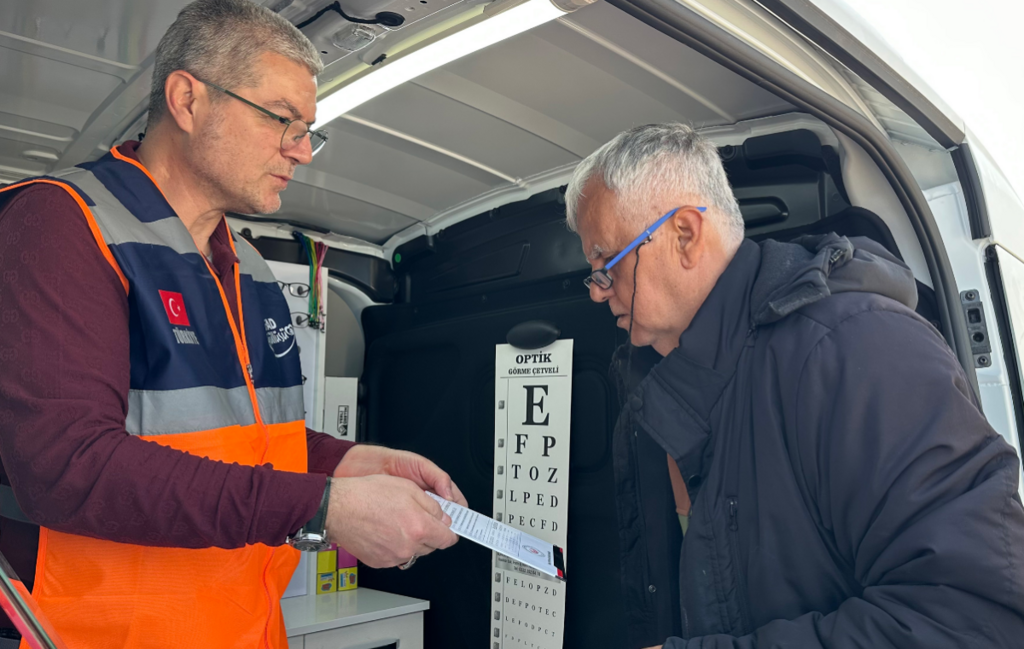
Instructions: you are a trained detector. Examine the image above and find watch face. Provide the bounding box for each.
[289,533,329,553]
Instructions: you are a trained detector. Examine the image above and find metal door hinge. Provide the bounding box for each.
[961,290,992,368]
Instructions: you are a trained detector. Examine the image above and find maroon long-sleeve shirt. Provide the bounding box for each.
[0,142,353,599]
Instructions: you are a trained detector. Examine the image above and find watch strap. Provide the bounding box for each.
[305,476,331,534]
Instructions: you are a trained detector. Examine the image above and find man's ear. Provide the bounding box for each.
[670,206,705,270]
[163,71,204,135]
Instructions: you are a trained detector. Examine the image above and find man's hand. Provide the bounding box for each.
[333,445,468,506]
[324,474,459,568]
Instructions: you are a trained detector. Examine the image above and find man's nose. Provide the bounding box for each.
[589,281,611,304]
[285,135,314,166]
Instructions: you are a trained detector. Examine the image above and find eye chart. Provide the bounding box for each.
[492,340,572,649]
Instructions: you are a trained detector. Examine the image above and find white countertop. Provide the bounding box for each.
[282,588,430,637]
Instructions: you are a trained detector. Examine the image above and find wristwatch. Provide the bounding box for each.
[288,477,332,552]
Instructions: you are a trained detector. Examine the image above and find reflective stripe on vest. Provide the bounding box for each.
[2,148,307,649]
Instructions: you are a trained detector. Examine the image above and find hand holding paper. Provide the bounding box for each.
[324,476,458,569]
[426,492,566,581]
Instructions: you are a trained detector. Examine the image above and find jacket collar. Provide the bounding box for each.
[631,240,761,485]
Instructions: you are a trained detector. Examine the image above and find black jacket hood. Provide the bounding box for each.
[750,233,917,326]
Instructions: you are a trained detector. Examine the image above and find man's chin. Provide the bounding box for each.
[618,319,647,337]
[245,194,283,216]
[624,326,652,348]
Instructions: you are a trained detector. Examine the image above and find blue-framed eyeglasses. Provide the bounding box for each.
[584,206,706,290]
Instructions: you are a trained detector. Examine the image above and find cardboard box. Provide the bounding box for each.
[316,549,337,573]
[323,377,358,440]
[316,549,338,594]
[316,571,337,594]
[336,546,357,569]
[337,567,358,591]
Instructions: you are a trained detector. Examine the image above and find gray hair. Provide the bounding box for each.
[147,0,324,127]
[565,123,744,247]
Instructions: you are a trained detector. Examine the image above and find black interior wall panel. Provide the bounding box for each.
[360,294,628,649]
[392,190,587,305]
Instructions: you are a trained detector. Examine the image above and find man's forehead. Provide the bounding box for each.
[577,206,618,261]
[256,52,318,122]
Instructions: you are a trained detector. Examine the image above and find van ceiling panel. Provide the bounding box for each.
[0,0,796,244]
[440,33,695,138]
[0,0,181,68]
[0,49,124,176]
[0,0,190,184]
[318,116,505,206]
[0,51,123,130]
[291,1,794,243]
[350,83,580,180]
[268,179,419,244]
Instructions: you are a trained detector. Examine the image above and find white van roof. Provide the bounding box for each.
[0,0,962,247]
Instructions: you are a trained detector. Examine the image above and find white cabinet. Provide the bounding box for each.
[283,588,428,649]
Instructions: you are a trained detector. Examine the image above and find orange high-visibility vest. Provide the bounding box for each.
[4,147,308,649]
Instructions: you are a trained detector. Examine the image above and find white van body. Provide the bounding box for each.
[2,0,1022,646]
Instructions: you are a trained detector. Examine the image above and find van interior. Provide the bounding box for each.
[0,0,996,647]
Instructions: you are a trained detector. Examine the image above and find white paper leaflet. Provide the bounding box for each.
[427,492,565,580]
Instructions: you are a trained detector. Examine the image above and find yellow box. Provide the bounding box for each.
[337,567,358,591]
[316,571,337,594]
[316,549,337,574]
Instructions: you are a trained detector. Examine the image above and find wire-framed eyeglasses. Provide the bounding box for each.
[277,281,310,298]
[198,79,328,156]
[583,206,706,290]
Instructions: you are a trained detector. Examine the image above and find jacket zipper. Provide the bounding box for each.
[200,254,275,649]
[201,258,267,432]
[725,497,752,633]
[631,427,655,604]
[827,247,844,273]
[226,262,277,649]
[681,497,692,639]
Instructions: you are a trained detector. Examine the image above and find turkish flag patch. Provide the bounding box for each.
[159,290,190,326]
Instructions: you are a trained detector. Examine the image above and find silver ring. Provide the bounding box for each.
[399,555,417,570]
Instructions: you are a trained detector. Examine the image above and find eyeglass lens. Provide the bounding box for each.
[277,281,310,298]
[584,269,613,290]
[282,120,327,155]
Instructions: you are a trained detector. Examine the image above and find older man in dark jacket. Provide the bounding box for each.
[566,123,1024,648]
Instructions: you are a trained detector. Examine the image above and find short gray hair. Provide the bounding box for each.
[147,0,324,127]
[565,123,744,246]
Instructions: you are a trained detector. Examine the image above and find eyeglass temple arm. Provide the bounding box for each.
[603,207,683,271]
